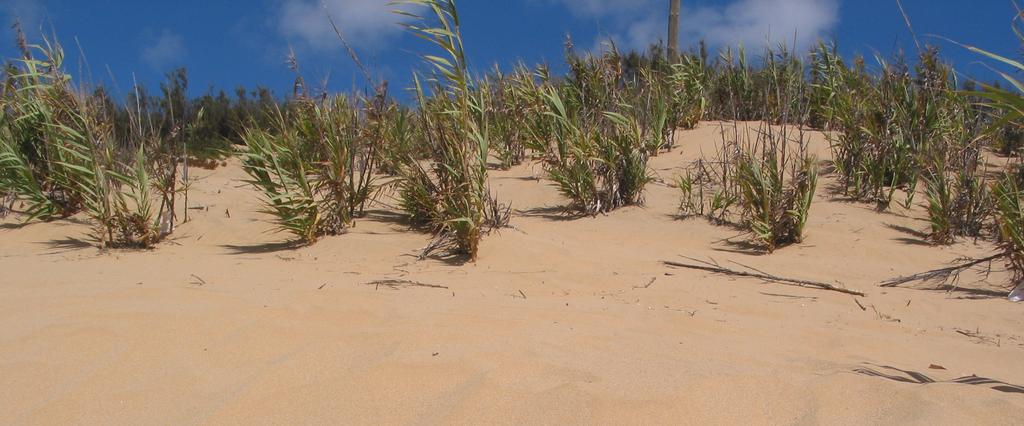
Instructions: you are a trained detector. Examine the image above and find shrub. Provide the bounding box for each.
[993,173,1024,282]
[734,125,819,251]
[676,123,817,252]
[0,34,181,248]
[240,97,377,244]
[828,48,964,211]
[540,86,653,215]
[809,41,845,129]
[994,117,1024,157]
[394,0,506,260]
[667,55,707,131]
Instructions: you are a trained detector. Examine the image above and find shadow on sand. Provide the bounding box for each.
[516,205,581,222]
[0,222,29,230]
[884,223,935,246]
[221,240,305,255]
[38,236,94,254]
[712,238,769,256]
[894,284,1009,300]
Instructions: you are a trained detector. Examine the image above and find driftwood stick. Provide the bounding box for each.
[189,274,207,286]
[365,279,449,290]
[879,253,1004,288]
[662,257,866,297]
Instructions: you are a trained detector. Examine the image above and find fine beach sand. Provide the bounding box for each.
[2,122,1023,424]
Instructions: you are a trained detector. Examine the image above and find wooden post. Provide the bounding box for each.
[668,0,680,62]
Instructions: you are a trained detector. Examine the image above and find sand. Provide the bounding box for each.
[2,122,1022,424]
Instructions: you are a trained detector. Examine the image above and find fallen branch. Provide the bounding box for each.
[662,256,866,296]
[189,274,207,286]
[365,279,448,290]
[954,328,1000,346]
[633,277,657,289]
[880,253,1003,288]
[853,297,867,311]
[869,304,900,323]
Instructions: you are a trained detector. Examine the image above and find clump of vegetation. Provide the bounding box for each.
[809,44,996,246]
[541,88,653,214]
[677,42,819,253]
[0,31,188,248]
[826,48,978,215]
[0,37,91,220]
[700,45,808,124]
[705,46,757,121]
[961,18,1024,290]
[921,132,990,244]
[675,154,738,224]
[827,56,912,208]
[239,94,380,244]
[734,127,818,252]
[994,114,1024,157]
[993,174,1024,282]
[7,2,1024,297]
[393,0,508,260]
[677,122,817,252]
[883,14,1024,295]
[237,0,507,259]
[667,55,707,131]
[477,66,528,169]
[531,47,654,215]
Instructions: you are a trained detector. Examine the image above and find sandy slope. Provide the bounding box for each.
[2,122,1022,424]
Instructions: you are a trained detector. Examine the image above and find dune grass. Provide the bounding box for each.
[4,5,1024,281]
[0,32,186,248]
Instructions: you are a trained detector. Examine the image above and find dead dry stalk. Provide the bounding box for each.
[662,256,866,296]
[879,253,1003,288]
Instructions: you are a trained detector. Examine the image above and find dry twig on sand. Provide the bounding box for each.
[879,253,1003,288]
[633,277,657,289]
[365,279,449,291]
[955,328,1000,346]
[662,256,866,296]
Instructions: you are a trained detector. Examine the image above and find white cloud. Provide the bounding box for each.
[548,0,656,18]
[561,0,839,53]
[621,13,663,50]
[278,0,423,51]
[141,30,187,70]
[683,0,839,51]
[591,13,662,53]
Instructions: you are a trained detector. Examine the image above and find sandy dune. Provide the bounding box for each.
[2,122,1022,424]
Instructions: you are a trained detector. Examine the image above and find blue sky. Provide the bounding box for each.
[0,0,1019,101]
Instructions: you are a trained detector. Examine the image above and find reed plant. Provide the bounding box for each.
[675,147,740,224]
[827,49,962,210]
[0,32,185,248]
[539,72,653,215]
[993,173,1024,282]
[734,125,819,251]
[240,95,378,244]
[478,66,528,169]
[994,117,1024,156]
[809,41,845,129]
[677,120,816,252]
[921,105,990,244]
[667,55,707,131]
[393,0,506,260]
[706,46,758,121]
[378,105,422,175]
[0,37,89,220]
[509,64,557,156]
[958,12,1024,284]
